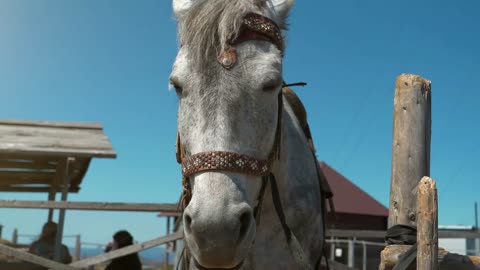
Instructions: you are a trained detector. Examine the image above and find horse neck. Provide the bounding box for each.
[271,98,323,225]
[251,98,323,266]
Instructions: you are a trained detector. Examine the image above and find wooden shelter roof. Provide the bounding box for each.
[0,120,116,193]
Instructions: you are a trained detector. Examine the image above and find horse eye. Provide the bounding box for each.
[174,84,183,95]
[170,80,183,95]
[262,81,281,92]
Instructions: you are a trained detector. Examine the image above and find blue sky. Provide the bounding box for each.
[0,0,479,248]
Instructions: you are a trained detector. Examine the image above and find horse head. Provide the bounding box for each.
[170,0,294,268]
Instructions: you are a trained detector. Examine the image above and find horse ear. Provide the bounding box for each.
[266,0,294,25]
[173,0,192,17]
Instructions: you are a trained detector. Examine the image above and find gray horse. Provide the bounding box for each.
[170,0,328,269]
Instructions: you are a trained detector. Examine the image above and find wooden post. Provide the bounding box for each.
[54,157,72,262]
[74,234,81,261]
[380,245,480,270]
[380,74,432,270]
[165,216,171,267]
[389,74,431,227]
[417,177,438,270]
[48,190,56,222]
[12,228,18,245]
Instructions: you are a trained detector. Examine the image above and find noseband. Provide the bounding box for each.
[175,13,325,270]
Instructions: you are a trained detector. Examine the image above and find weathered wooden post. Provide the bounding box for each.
[12,228,18,245]
[74,234,81,261]
[54,157,73,262]
[388,74,431,227]
[380,74,432,270]
[165,216,171,268]
[380,245,480,270]
[417,177,438,270]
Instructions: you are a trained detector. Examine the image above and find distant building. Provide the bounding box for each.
[320,162,388,230]
[320,161,388,270]
[438,225,479,256]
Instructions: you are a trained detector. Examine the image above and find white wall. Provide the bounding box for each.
[439,238,467,255]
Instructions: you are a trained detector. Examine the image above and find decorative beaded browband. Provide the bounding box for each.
[217,12,284,69]
[235,13,284,52]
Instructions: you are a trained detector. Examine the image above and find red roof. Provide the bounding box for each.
[320,161,388,217]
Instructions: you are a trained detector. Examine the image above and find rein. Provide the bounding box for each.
[175,12,329,270]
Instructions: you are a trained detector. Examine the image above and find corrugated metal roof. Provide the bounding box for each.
[320,161,388,217]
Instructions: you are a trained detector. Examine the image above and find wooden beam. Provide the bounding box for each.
[0,154,61,163]
[0,243,79,270]
[0,178,53,185]
[0,119,103,129]
[0,122,117,158]
[417,177,438,270]
[389,74,431,228]
[326,229,480,239]
[0,186,79,193]
[54,158,71,262]
[380,245,480,270]
[0,171,55,179]
[0,200,178,212]
[0,160,57,169]
[0,148,117,159]
[70,231,184,268]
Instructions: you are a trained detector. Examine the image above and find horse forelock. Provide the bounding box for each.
[177,0,266,71]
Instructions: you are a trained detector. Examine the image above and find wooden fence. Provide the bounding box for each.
[0,201,180,270]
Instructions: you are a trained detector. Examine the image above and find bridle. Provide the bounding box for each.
[175,12,326,270]
[176,13,284,212]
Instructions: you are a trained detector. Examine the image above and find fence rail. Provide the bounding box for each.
[0,200,177,212]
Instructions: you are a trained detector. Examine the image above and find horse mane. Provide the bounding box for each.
[177,0,266,71]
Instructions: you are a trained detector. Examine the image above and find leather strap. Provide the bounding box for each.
[269,173,313,270]
[253,176,269,226]
[182,151,271,178]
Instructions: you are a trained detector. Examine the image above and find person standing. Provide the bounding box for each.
[29,222,72,266]
[105,230,142,270]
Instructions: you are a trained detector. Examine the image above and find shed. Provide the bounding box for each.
[320,161,388,270]
[0,119,116,262]
[320,161,388,231]
[0,120,116,194]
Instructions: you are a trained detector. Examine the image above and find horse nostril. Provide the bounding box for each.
[238,211,251,241]
[184,213,193,234]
